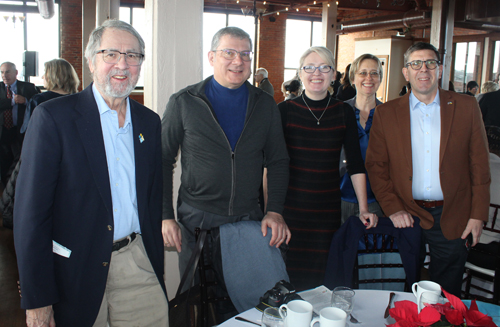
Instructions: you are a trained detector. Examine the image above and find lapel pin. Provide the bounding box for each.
[447,101,452,105]
[139,133,145,143]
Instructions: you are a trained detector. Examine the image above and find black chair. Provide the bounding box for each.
[195,227,236,326]
[324,216,421,292]
[462,204,500,304]
[353,233,409,291]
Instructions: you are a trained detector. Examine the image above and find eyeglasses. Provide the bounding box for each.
[357,71,380,78]
[405,60,440,70]
[214,49,253,62]
[302,65,333,74]
[97,49,144,66]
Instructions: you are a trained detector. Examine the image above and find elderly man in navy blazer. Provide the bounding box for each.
[14,20,168,326]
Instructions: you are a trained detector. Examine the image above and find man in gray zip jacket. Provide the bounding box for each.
[162,27,290,283]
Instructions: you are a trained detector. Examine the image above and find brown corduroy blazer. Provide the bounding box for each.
[366,88,490,240]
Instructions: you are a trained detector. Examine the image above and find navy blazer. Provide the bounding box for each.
[323,216,421,290]
[14,85,165,326]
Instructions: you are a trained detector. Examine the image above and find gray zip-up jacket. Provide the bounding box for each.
[162,76,289,220]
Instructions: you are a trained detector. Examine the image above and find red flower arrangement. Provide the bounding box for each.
[387,287,497,327]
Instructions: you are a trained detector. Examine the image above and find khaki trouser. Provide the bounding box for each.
[93,234,169,327]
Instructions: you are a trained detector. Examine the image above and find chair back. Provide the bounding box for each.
[353,233,407,291]
[484,203,500,234]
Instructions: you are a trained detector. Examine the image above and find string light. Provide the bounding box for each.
[277,11,280,15]
[285,7,288,10]
[307,7,310,11]
[236,0,239,3]
[296,8,299,11]
[327,3,330,6]
[263,1,266,4]
[336,1,339,4]
[313,0,317,3]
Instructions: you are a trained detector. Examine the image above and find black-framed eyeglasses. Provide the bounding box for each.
[302,65,333,74]
[214,49,253,62]
[405,60,440,70]
[357,71,381,78]
[97,49,144,66]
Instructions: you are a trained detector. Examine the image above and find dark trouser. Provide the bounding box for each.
[0,127,22,185]
[176,199,263,321]
[419,206,469,297]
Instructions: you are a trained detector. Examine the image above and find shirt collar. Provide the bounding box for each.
[8,80,17,91]
[92,83,132,127]
[409,90,440,111]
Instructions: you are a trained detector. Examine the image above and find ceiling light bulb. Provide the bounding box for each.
[313,0,317,3]
[263,1,266,4]
[285,7,288,10]
[277,11,280,15]
[307,7,310,11]
[296,8,299,11]
[336,1,339,4]
[236,0,239,3]
[328,3,330,7]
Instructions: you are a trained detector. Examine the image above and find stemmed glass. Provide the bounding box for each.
[262,307,284,327]
[331,286,355,320]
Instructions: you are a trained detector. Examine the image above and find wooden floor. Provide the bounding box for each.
[0,213,26,327]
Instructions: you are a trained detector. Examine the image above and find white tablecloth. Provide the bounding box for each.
[219,288,416,326]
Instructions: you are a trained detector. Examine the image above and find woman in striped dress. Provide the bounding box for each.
[278,47,378,290]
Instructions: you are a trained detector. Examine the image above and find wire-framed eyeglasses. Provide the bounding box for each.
[357,71,381,78]
[214,49,253,62]
[97,49,144,66]
[301,65,333,74]
[405,60,440,70]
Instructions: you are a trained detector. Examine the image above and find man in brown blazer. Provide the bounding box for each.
[366,42,490,297]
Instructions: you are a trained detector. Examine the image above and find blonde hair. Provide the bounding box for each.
[44,59,80,94]
[481,81,499,94]
[350,54,383,82]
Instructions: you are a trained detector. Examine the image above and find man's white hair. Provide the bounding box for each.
[256,68,268,78]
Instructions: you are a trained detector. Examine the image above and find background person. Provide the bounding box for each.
[476,81,499,103]
[284,79,301,100]
[278,46,377,290]
[255,67,274,96]
[340,54,385,223]
[465,80,479,97]
[336,63,356,101]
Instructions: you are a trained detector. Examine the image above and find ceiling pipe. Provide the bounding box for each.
[36,0,55,19]
[455,21,500,32]
[338,10,431,34]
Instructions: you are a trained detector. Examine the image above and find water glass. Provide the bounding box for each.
[331,286,355,317]
[262,307,284,327]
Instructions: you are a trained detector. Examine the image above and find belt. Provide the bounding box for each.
[415,200,444,209]
[112,232,137,252]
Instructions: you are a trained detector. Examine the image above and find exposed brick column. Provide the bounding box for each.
[60,0,83,91]
[257,13,287,103]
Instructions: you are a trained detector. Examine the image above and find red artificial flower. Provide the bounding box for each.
[387,300,441,327]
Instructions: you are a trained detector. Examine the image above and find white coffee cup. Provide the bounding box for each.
[279,300,313,327]
[419,291,444,310]
[412,280,441,312]
[310,307,346,327]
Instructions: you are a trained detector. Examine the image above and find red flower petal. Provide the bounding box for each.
[442,287,467,314]
[390,301,418,322]
[465,309,497,326]
[470,299,479,311]
[445,309,465,325]
[416,306,442,326]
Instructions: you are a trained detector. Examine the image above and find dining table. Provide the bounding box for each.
[219,286,416,327]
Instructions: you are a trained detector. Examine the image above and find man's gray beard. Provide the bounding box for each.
[96,69,139,99]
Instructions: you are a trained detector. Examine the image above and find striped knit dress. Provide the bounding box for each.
[278,94,365,290]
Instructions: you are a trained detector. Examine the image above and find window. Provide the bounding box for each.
[284,19,322,82]
[492,40,500,83]
[119,6,145,87]
[453,42,479,93]
[0,2,59,85]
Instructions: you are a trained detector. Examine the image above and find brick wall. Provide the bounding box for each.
[60,0,83,91]
[256,13,287,103]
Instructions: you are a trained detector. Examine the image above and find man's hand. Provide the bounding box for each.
[389,210,414,228]
[358,211,378,229]
[461,218,484,247]
[261,211,291,248]
[162,219,182,252]
[14,94,26,104]
[26,305,55,327]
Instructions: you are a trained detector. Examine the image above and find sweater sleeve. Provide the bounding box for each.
[264,101,290,215]
[161,93,184,220]
[343,104,365,175]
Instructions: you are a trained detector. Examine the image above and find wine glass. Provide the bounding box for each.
[262,307,284,327]
[331,286,355,319]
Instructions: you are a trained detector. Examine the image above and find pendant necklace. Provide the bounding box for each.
[302,94,331,125]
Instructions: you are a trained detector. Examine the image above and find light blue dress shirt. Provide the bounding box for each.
[92,84,140,241]
[409,91,444,201]
[9,80,19,126]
